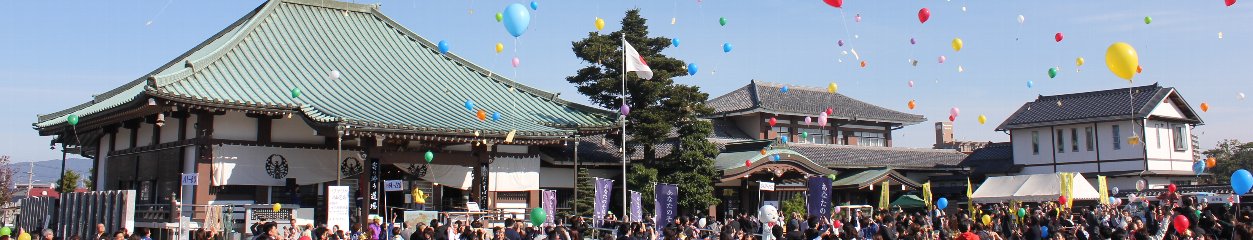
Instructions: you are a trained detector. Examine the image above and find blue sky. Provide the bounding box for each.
[1,1,1250,162]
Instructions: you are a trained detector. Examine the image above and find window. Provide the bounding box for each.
[798,128,829,144]
[1032,131,1040,155]
[1112,125,1121,150]
[772,126,789,143]
[1085,127,1094,151]
[1071,128,1079,152]
[1057,129,1065,153]
[1172,124,1186,151]
[854,131,886,147]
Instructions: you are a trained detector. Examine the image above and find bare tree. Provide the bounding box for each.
[0,156,17,204]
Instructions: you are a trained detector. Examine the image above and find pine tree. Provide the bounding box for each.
[625,164,657,215]
[658,118,720,215]
[56,170,81,194]
[574,168,595,217]
[780,193,807,217]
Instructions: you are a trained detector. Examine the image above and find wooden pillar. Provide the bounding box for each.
[193,111,216,217]
[470,143,492,208]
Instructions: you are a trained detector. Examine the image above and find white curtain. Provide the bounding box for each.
[211,145,361,186]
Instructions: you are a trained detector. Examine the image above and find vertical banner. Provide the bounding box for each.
[630,191,642,223]
[922,181,933,208]
[327,186,351,231]
[542,190,557,226]
[369,158,381,214]
[1059,172,1075,208]
[879,181,890,210]
[480,163,490,206]
[966,178,975,215]
[593,178,614,226]
[1098,175,1109,205]
[654,184,678,230]
[806,176,832,216]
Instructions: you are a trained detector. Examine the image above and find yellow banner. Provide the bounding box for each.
[880,181,890,210]
[1098,175,1109,205]
[922,181,933,208]
[967,178,976,215]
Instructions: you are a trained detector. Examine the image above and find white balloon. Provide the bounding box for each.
[1017,15,1025,24]
[957,66,964,73]
[961,6,967,12]
[1219,32,1224,39]
[1240,92,1246,100]
[328,70,342,80]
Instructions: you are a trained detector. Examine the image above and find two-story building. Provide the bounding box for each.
[995,83,1204,191]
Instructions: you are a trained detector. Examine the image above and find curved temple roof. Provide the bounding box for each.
[36,0,616,140]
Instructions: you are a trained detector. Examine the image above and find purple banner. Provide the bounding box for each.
[542,190,557,226]
[807,176,832,217]
[655,184,678,230]
[630,191,642,223]
[594,178,614,226]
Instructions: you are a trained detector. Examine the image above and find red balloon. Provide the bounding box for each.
[1058,195,1068,205]
[1227,0,1237,7]
[745,159,753,167]
[1055,32,1064,42]
[1173,215,1189,233]
[826,107,834,115]
[948,115,956,122]
[1168,184,1177,193]
[918,8,931,24]
[823,0,843,8]
[769,117,778,127]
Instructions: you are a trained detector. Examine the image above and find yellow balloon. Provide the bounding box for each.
[977,114,987,125]
[1104,42,1139,81]
[982,215,992,225]
[1075,57,1085,67]
[273,203,282,212]
[952,38,964,52]
[594,17,605,31]
[17,232,29,240]
[827,83,838,94]
[495,42,504,54]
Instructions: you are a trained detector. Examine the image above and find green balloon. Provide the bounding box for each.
[1144,16,1152,25]
[1017,208,1026,218]
[530,207,547,226]
[801,132,809,139]
[496,12,503,22]
[0,226,11,236]
[290,87,302,98]
[1048,67,1059,79]
[424,150,434,163]
[66,114,80,126]
[719,17,727,26]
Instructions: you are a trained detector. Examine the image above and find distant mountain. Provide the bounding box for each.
[4,158,93,184]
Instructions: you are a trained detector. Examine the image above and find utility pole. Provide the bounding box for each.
[28,161,34,193]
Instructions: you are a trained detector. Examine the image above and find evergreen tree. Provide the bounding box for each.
[574,168,595,217]
[56,170,81,194]
[1203,139,1253,183]
[780,193,807,217]
[625,164,657,215]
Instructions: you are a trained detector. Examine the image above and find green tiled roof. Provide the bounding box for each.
[37,0,616,138]
[830,168,921,189]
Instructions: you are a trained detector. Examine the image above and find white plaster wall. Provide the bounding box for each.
[1057,163,1099,173]
[136,123,154,147]
[97,134,111,190]
[1150,96,1186,119]
[1011,128,1055,168]
[185,117,199,138]
[115,129,132,150]
[1144,119,1193,162]
[1102,160,1145,173]
[1095,121,1144,161]
[160,117,180,143]
[214,111,257,141]
[1053,124,1097,164]
[272,116,322,144]
[1021,166,1055,175]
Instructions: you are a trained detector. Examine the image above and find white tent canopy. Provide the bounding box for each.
[971,173,1101,203]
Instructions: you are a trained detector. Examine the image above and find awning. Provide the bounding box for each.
[971,172,1101,203]
[211,145,362,186]
[890,195,927,209]
[830,169,921,190]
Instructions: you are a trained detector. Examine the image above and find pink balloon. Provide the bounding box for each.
[938,56,946,63]
[512,57,520,67]
[855,14,862,22]
[908,81,915,87]
[950,107,960,117]
[804,116,812,126]
[818,112,829,127]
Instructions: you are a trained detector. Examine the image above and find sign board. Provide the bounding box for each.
[403,210,440,227]
[384,180,404,192]
[759,181,776,191]
[466,202,481,212]
[181,173,199,186]
[327,186,351,231]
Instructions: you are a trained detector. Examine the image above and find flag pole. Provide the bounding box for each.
[620,35,630,223]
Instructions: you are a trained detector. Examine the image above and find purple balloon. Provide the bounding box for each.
[910,38,916,45]
[620,103,630,116]
[837,40,844,47]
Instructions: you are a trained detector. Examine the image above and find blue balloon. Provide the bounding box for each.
[687,63,698,76]
[438,40,450,54]
[464,100,474,111]
[491,112,502,122]
[722,43,733,53]
[1027,80,1034,88]
[672,38,680,47]
[1193,161,1206,176]
[780,136,789,142]
[1233,169,1253,195]
[772,154,780,162]
[502,3,531,37]
[781,86,789,93]
[1109,197,1117,204]
[936,197,948,209]
[530,1,539,10]
[1041,226,1049,238]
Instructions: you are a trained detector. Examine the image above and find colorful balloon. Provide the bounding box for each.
[781,86,789,93]
[67,114,79,126]
[0,226,10,236]
[855,14,862,22]
[918,8,931,24]
[910,38,916,45]
[938,55,946,63]
[1194,161,1206,175]
[672,38,680,47]
[1144,16,1152,24]
[804,116,812,125]
[438,40,450,54]
[594,17,605,31]
[687,63,698,76]
[1207,156,1217,168]
[491,112,502,122]
[801,132,809,139]
[936,197,948,209]
[823,0,843,8]
[273,203,282,212]
[530,207,547,226]
[1137,65,1143,73]
[1173,215,1189,233]
[818,112,829,127]
[1058,195,1068,205]
[496,12,503,22]
[951,38,963,52]
[1232,169,1253,195]
[477,109,488,121]
[1027,80,1034,88]
[860,60,867,68]
[512,57,520,68]
[424,150,434,163]
[1200,102,1210,112]
[1226,0,1237,7]
[745,159,752,167]
[1054,32,1064,42]
[495,42,504,54]
[827,83,838,93]
[719,17,728,26]
[1017,15,1025,24]
[328,70,341,80]
[620,103,630,116]
[1136,179,1147,191]
[1168,183,1177,193]
[290,87,301,98]
[948,115,956,122]
[464,100,475,111]
[1048,67,1059,78]
[978,115,987,125]
[1128,135,1140,145]
[908,80,915,87]
[838,40,844,47]
[826,107,833,115]
[768,117,777,127]
[950,107,960,117]
[722,43,733,53]
[1076,57,1085,67]
[1105,42,1139,81]
[502,3,531,37]
[529,1,539,10]
[908,100,916,110]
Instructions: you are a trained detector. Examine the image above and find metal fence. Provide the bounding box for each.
[18,190,136,238]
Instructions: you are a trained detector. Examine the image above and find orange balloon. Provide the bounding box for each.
[1200,102,1210,112]
[908,100,917,110]
[760,148,767,155]
[1136,65,1143,74]
[860,60,867,68]
[476,109,487,121]
[1207,156,1217,168]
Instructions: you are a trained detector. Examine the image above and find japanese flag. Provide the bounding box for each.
[623,39,654,80]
